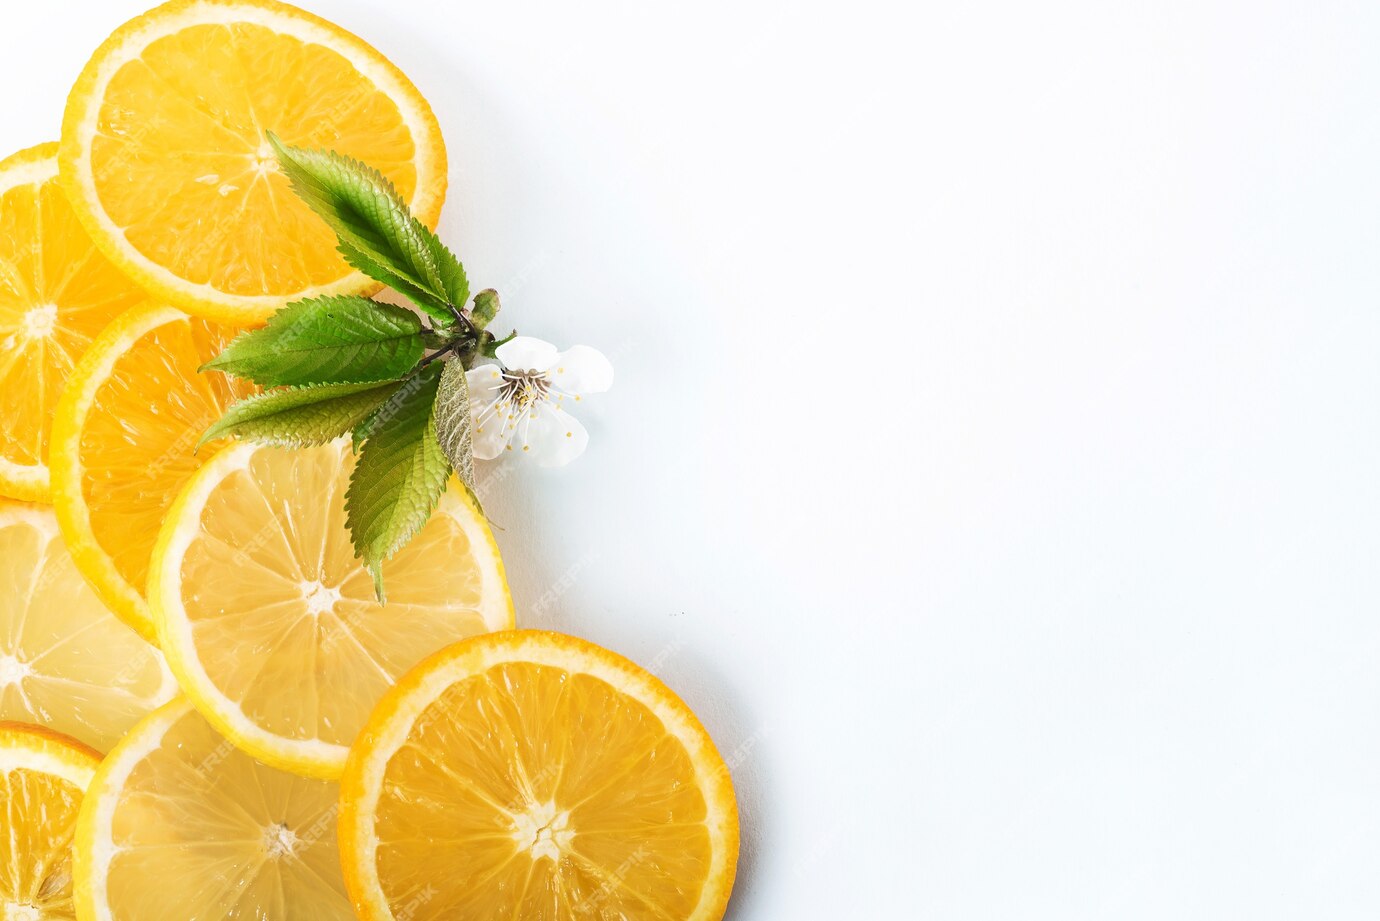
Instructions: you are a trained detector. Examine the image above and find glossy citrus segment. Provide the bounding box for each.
[0,144,145,502]
[150,440,512,778]
[0,501,174,753]
[51,304,254,640]
[60,0,448,324]
[340,631,739,921]
[0,722,101,919]
[74,699,353,920]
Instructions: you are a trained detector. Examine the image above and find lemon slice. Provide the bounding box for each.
[50,303,254,641]
[0,143,145,502]
[74,698,354,919]
[0,721,102,918]
[340,630,739,921]
[0,500,174,753]
[149,439,512,779]
[60,0,447,326]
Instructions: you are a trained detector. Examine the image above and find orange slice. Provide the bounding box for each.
[340,631,740,921]
[50,303,255,640]
[0,143,145,502]
[0,722,102,918]
[0,500,174,753]
[74,698,354,919]
[149,439,512,778]
[60,0,448,325]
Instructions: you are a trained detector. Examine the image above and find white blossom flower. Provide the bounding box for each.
[467,336,613,466]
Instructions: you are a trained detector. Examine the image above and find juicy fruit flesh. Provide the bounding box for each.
[373,662,713,919]
[93,21,419,297]
[0,507,169,752]
[177,443,496,749]
[0,766,85,917]
[79,317,252,599]
[101,706,352,917]
[0,158,143,474]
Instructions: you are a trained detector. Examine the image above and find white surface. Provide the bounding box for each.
[6,1,1380,917]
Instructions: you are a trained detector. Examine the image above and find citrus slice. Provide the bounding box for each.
[0,721,102,918]
[50,303,255,641]
[60,0,447,326]
[340,630,740,921]
[0,500,175,753]
[74,698,354,920]
[149,439,513,779]
[0,143,146,502]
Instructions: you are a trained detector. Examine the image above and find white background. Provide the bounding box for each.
[7,1,1380,917]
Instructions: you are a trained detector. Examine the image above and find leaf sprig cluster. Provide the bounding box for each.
[200,133,512,599]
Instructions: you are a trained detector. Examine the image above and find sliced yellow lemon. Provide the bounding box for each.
[0,721,102,918]
[0,143,146,502]
[60,0,447,326]
[340,630,739,921]
[0,500,175,753]
[50,303,255,641]
[74,698,354,919]
[149,439,513,779]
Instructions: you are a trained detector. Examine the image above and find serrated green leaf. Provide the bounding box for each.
[345,364,451,599]
[350,409,376,454]
[351,371,422,451]
[268,133,450,310]
[337,240,455,327]
[471,289,500,329]
[428,235,469,311]
[201,296,425,386]
[434,359,477,499]
[199,381,402,448]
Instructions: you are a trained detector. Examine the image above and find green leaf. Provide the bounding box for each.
[201,296,425,386]
[344,364,451,599]
[199,381,402,449]
[337,240,455,326]
[433,359,477,499]
[428,235,469,311]
[471,289,500,329]
[351,369,426,451]
[268,133,453,319]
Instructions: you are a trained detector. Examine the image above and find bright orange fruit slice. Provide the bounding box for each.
[60,0,448,325]
[0,143,145,502]
[0,721,102,918]
[50,304,255,640]
[340,631,740,921]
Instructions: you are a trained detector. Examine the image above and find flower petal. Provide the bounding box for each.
[512,404,589,467]
[466,364,505,404]
[463,367,507,417]
[495,336,559,373]
[467,365,513,460]
[549,345,614,395]
[474,403,518,461]
[472,418,514,459]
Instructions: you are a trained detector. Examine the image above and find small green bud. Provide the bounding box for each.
[471,289,501,329]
